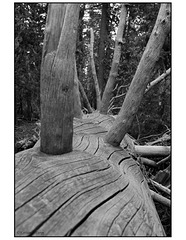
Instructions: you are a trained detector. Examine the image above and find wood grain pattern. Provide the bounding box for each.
[15,113,165,236]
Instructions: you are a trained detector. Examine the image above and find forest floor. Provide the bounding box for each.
[15,119,40,153]
[15,120,171,236]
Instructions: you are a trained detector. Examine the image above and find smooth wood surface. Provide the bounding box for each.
[15,113,165,236]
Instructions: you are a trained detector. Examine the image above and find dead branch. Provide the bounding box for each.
[110,92,126,104]
[150,190,170,208]
[157,155,171,166]
[147,133,170,145]
[139,157,157,167]
[150,179,171,195]
[145,68,171,93]
[135,145,170,157]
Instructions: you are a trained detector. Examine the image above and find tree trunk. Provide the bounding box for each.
[74,59,83,119]
[100,4,127,114]
[105,4,171,146]
[76,4,85,80]
[98,3,109,95]
[41,4,67,60]
[78,80,93,113]
[89,28,101,110]
[40,4,80,155]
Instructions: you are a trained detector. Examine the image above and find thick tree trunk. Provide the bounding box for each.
[89,28,101,110]
[74,59,82,119]
[41,4,67,60]
[98,3,109,95]
[100,4,127,114]
[105,4,171,146]
[40,4,80,154]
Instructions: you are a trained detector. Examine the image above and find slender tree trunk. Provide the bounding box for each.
[76,4,85,79]
[105,4,171,146]
[100,4,127,114]
[40,4,80,154]
[89,28,101,110]
[78,80,93,113]
[98,3,109,95]
[74,59,82,119]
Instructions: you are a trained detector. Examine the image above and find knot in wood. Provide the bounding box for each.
[161,19,166,25]
[166,9,170,16]
[62,85,69,93]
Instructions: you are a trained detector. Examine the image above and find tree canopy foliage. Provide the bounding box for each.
[15,3,171,139]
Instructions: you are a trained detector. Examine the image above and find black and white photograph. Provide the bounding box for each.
[13,1,172,237]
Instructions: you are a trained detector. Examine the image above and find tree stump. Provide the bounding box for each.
[15,113,165,236]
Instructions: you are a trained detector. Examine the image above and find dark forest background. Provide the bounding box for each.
[15,3,171,140]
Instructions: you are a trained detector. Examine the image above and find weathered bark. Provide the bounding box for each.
[105,4,171,146]
[97,3,109,95]
[40,4,80,154]
[100,4,127,114]
[78,80,93,113]
[145,68,171,93]
[42,4,67,60]
[89,28,101,110]
[74,59,82,119]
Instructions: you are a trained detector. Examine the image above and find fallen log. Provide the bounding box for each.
[140,157,157,167]
[149,179,171,196]
[150,190,170,208]
[134,145,170,157]
[15,113,165,236]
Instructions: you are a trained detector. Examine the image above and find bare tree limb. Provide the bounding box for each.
[139,157,157,167]
[135,145,170,157]
[157,155,171,166]
[150,190,170,207]
[145,68,171,93]
[150,179,171,195]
